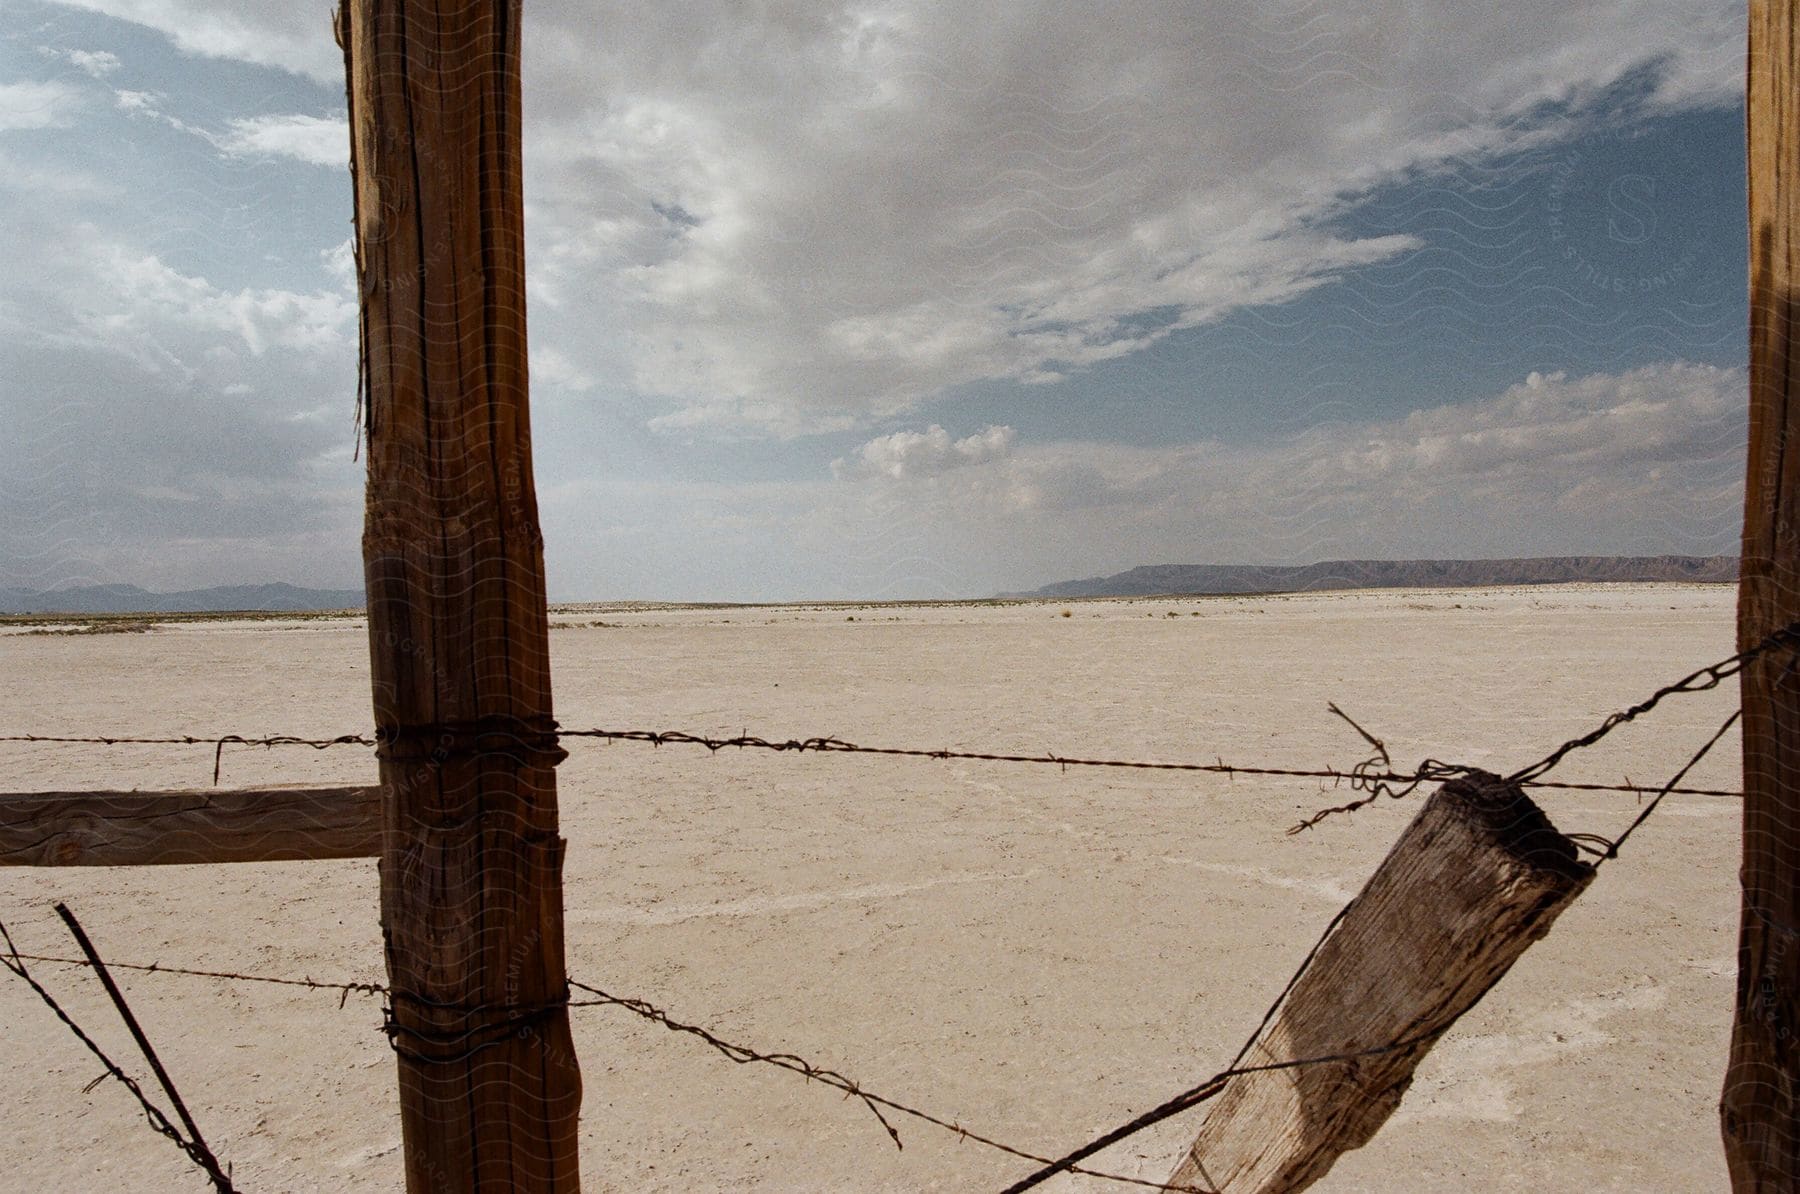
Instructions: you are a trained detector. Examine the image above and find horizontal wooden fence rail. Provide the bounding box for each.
[0,786,381,866]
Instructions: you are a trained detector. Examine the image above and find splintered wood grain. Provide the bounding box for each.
[340,1,580,1190]
[1726,4,1800,1189]
[1168,775,1594,1192]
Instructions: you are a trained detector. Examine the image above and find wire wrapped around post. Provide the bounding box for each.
[337,0,582,1189]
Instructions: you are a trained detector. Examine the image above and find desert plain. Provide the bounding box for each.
[0,583,1751,1191]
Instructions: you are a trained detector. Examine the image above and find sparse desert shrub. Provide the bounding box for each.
[25,620,157,636]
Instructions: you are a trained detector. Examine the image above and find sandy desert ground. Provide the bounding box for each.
[0,583,1751,1191]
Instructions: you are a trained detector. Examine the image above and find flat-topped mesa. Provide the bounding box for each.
[1012,556,1739,599]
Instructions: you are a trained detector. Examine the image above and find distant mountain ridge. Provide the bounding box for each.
[0,582,366,615]
[1007,555,1738,599]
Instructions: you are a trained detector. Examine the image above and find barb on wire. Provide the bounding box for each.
[0,731,377,784]
[0,919,237,1192]
[6,952,389,1008]
[1598,708,1743,862]
[556,727,1737,799]
[1285,621,1800,832]
[0,730,1743,799]
[1508,619,1800,787]
[1012,665,1767,1191]
[54,904,234,1191]
[1284,759,1474,834]
[1285,703,1477,834]
[566,978,1210,1192]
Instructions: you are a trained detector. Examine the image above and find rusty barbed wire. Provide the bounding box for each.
[1,930,1471,1194]
[53,903,235,1191]
[0,729,1743,799]
[5,620,1785,800]
[4,627,1789,1189]
[1510,621,1800,786]
[1,919,237,1192]
[4,663,1763,1193]
[1001,687,1756,1192]
[5,942,1198,1190]
[3,930,1523,1194]
[554,727,1747,800]
[1598,708,1743,862]
[0,732,376,783]
[567,976,1490,1194]
[1284,618,1800,832]
[7,951,390,1008]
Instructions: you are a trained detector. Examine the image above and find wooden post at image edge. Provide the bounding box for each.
[1723,2,1800,1188]
[337,1,582,1190]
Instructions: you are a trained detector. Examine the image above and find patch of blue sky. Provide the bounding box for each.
[7,1,346,294]
[911,98,1744,452]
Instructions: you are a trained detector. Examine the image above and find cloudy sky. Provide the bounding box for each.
[1,1,1749,600]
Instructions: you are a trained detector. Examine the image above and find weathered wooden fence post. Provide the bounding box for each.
[1166,774,1593,1192]
[1723,2,1800,1187]
[338,2,582,1190]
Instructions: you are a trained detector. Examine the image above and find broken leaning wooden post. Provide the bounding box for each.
[1167,773,1593,1193]
[1723,1,1800,1187]
[338,1,582,1190]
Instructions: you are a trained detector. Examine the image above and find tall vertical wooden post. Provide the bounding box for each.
[1725,2,1800,1188]
[338,2,582,1190]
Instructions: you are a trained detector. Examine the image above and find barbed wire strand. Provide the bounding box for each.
[1283,620,1800,833]
[1,942,1195,1192]
[1588,655,1793,863]
[3,953,388,1008]
[3,625,1789,1189]
[0,920,237,1192]
[1600,708,1743,862]
[564,978,1216,1192]
[0,730,1743,800]
[999,690,1755,1192]
[1510,621,1800,787]
[995,893,1360,1194]
[558,728,1747,800]
[0,700,1742,1194]
[0,937,1498,1194]
[7,617,1789,797]
[53,902,235,1191]
[0,734,376,785]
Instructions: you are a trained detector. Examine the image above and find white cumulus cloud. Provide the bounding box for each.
[0,80,83,131]
[37,47,123,78]
[834,424,1016,480]
[216,113,348,167]
[54,0,343,83]
[835,361,1745,573]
